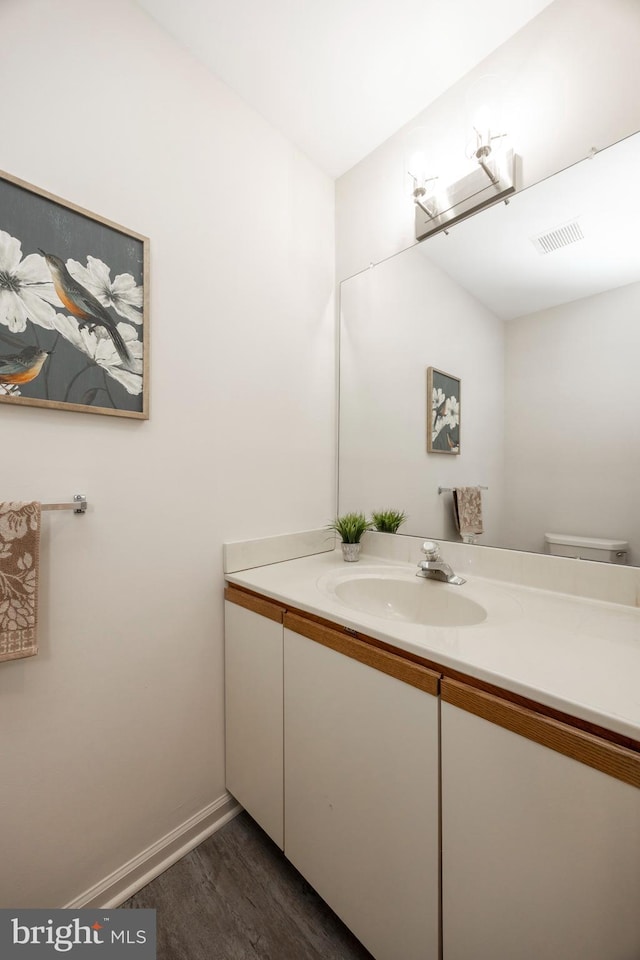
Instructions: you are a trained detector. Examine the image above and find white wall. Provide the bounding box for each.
[0,0,335,906]
[339,248,505,542]
[503,282,640,563]
[336,0,640,281]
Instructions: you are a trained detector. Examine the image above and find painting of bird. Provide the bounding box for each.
[39,250,133,367]
[0,346,49,385]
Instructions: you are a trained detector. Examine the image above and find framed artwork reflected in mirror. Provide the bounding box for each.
[427,367,460,454]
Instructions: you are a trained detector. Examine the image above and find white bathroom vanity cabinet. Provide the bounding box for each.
[440,681,640,960]
[224,576,640,960]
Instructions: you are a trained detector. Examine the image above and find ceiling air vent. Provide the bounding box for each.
[531,220,584,255]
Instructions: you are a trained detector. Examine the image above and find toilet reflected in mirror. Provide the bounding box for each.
[544,534,628,564]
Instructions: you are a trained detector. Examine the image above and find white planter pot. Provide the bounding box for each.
[341,542,361,562]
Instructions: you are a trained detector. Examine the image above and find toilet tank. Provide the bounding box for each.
[544,533,629,564]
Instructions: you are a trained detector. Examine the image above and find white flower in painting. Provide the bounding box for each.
[53,314,143,395]
[432,386,445,413]
[66,256,143,325]
[0,231,61,332]
[444,395,460,428]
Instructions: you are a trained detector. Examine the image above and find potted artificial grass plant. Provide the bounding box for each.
[371,509,408,534]
[327,512,372,562]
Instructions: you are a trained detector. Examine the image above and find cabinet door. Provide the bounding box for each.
[284,621,440,960]
[441,680,640,960]
[224,598,283,848]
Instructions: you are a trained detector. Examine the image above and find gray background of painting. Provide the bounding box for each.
[0,176,144,413]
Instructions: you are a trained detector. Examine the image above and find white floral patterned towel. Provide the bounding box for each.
[0,502,41,663]
[453,487,483,539]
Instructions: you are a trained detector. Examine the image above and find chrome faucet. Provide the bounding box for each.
[416,541,466,585]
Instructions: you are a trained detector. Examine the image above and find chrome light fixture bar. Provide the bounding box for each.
[415,148,516,242]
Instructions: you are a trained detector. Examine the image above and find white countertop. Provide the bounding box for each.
[226,550,640,743]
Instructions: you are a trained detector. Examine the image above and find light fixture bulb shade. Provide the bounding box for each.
[473,104,493,141]
[465,74,508,159]
[403,126,432,198]
[408,150,428,183]
[407,150,430,191]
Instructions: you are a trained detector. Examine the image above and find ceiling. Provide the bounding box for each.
[135,0,555,178]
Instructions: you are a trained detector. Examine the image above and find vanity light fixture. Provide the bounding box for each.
[414,77,517,242]
[414,143,517,242]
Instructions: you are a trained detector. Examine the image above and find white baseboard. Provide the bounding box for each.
[65,792,241,909]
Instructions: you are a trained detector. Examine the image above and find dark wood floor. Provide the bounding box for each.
[123,811,373,960]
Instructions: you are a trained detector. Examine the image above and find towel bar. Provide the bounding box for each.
[438,485,488,494]
[42,494,87,515]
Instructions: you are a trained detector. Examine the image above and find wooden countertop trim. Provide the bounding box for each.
[284,611,440,696]
[442,678,640,790]
[224,585,284,624]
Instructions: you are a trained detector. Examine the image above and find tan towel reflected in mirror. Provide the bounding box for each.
[452,487,483,541]
[0,502,41,663]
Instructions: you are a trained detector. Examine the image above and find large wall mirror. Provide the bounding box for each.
[338,131,640,565]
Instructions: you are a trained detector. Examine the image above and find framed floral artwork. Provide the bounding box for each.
[0,169,148,419]
[427,367,460,454]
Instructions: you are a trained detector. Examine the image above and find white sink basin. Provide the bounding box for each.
[334,575,487,627]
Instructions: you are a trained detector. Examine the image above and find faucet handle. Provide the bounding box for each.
[421,540,441,560]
